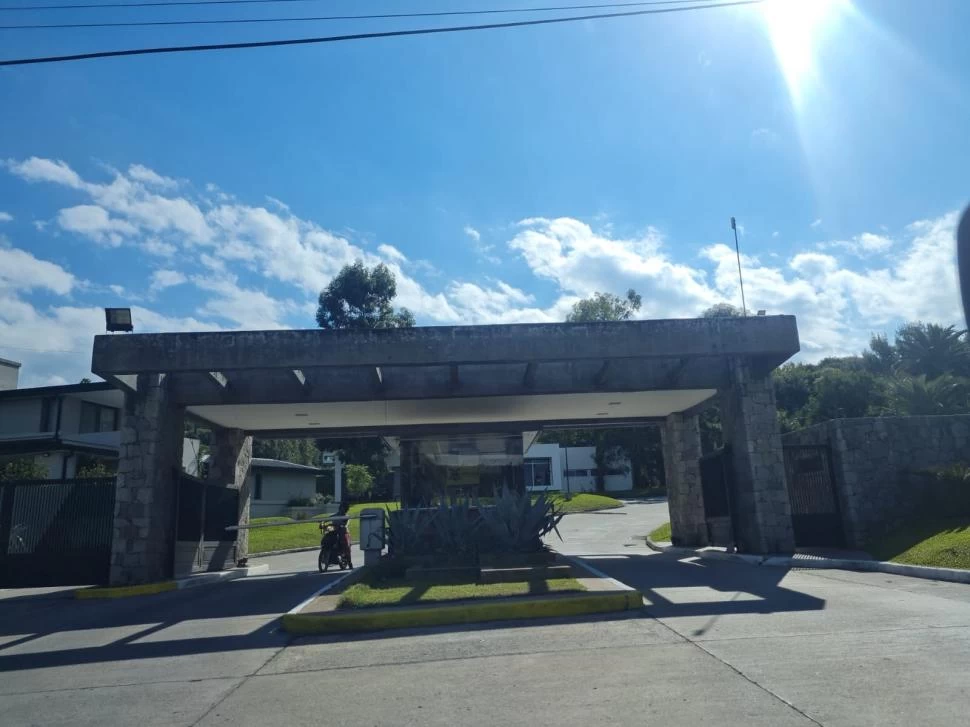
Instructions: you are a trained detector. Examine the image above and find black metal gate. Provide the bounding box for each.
[699,446,735,546]
[172,473,239,576]
[783,445,844,547]
[0,477,116,587]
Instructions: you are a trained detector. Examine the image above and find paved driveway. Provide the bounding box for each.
[3,500,970,726]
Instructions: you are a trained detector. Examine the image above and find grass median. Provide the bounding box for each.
[648,521,671,543]
[867,516,970,570]
[550,493,623,513]
[249,502,399,554]
[338,573,585,610]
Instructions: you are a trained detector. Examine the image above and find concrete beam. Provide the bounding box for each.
[91,316,800,375]
[372,366,384,393]
[208,371,229,389]
[103,373,138,395]
[292,369,307,387]
[165,358,726,406]
[449,364,460,391]
[523,362,538,388]
[165,357,729,406]
[593,360,611,387]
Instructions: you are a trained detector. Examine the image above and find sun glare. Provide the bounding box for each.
[761,0,845,104]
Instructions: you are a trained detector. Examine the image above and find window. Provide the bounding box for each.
[39,397,56,432]
[79,402,120,434]
[254,472,263,500]
[565,468,592,478]
[524,457,552,489]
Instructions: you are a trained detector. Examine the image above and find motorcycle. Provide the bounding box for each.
[318,518,353,572]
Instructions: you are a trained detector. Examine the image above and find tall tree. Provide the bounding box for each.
[894,323,970,380]
[889,375,969,416]
[566,289,642,322]
[316,260,415,330]
[863,334,898,376]
[701,303,743,318]
[315,261,415,476]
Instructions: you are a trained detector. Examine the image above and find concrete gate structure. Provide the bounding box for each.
[91,316,801,584]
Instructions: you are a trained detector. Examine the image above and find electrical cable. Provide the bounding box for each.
[0,0,762,66]
[0,1,722,30]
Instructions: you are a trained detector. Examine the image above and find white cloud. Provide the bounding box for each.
[463,226,481,242]
[378,243,407,263]
[810,218,823,229]
[0,245,74,295]
[751,127,780,145]
[150,269,187,292]
[7,157,83,188]
[109,284,126,296]
[192,275,292,329]
[57,204,138,246]
[509,217,717,318]
[141,238,177,257]
[0,212,12,223]
[772,230,780,238]
[820,231,893,256]
[127,164,178,190]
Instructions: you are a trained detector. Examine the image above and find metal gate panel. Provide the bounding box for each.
[783,445,844,547]
[0,478,115,587]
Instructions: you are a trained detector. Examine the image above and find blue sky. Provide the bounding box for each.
[1,0,968,386]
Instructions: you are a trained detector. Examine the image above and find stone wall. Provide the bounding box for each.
[111,374,184,585]
[783,415,970,548]
[663,413,706,546]
[720,359,795,553]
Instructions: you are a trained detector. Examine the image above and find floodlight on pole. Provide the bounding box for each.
[104,307,133,333]
[730,217,748,317]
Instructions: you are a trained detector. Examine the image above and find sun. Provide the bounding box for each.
[761,0,845,104]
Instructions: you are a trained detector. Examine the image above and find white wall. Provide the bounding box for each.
[249,468,318,518]
[0,362,18,391]
[524,443,634,493]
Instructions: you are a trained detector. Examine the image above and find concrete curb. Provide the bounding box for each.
[75,563,270,599]
[282,590,642,635]
[644,536,970,585]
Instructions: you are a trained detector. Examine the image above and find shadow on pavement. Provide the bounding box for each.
[0,550,826,667]
[0,568,345,673]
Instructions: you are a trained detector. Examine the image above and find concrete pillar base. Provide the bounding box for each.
[663,414,707,547]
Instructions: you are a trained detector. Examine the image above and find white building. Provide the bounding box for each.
[523,443,634,493]
[247,457,324,518]
[0,380,124,479]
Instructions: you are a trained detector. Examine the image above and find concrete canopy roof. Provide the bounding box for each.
[91,316,799,436]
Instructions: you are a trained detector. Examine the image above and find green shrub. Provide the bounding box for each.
[478,486,564,554]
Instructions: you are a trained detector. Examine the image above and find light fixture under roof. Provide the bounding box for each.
[308,422,321,426]
[294,413,309,417]
[608,401,622,406]
[596,412,609,416]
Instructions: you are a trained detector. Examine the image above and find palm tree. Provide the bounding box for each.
[889,375,969,416]
[894,323,970,380]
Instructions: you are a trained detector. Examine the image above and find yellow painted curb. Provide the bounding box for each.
[75,581,178,599]
[282,589,642,635]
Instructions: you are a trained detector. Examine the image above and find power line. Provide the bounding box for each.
[0,0,762,66]
[0,0,727,11]
[0,1,716,30]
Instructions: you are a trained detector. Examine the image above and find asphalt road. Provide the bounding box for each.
[3,499,970,726]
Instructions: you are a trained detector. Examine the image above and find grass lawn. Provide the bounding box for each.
[249,502,399,554]
[338,575,585,610]
[550,493,623,513]
[648,521,671,543]
[866,516,970,569]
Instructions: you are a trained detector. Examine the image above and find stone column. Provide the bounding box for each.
[663,414,707,547]
[207,427,253,563]
[111,373,184,585]
[721,358,795,553]
[334,456,343,503]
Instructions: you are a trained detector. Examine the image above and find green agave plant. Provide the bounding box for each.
[478,486,564,553]
[431,498,481,556]
[386,506,435,557]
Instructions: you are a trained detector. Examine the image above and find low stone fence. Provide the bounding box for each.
[783,415,970,548]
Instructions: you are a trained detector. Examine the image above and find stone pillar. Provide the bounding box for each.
[207,427,253,563]
[111,373,184,585]
[663,414,707,547]
[721,358,795,553]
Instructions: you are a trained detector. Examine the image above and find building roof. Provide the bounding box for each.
[0,381,115,401]
[0,357,21,368]
[250,457,322,473]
